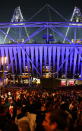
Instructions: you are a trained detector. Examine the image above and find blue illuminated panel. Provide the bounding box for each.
[0,43,82,78]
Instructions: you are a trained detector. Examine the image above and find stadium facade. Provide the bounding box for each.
[0,5,82,79]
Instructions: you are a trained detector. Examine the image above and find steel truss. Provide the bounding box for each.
[0,21,82,44]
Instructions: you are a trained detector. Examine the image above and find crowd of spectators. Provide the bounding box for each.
[0,85,82,131]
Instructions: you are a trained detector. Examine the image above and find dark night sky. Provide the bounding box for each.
[0,0,82,22]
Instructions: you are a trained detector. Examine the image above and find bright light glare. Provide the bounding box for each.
[1,56,7,64]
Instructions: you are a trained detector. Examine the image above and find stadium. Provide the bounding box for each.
[0,5,82,87]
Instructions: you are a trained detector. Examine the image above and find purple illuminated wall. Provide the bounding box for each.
[0,43,82,78]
